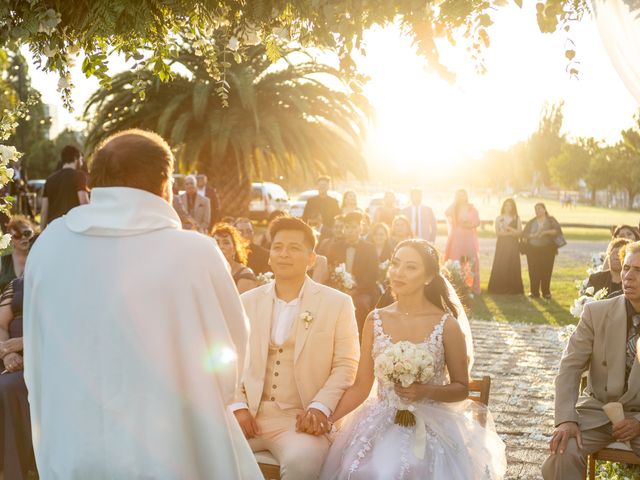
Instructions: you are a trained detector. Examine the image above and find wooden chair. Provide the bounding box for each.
[587,444,640,480]
[255,376,492,479]
[579,372,640,479]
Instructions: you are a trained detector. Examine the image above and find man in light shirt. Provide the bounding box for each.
[403,188,437,243]
[231,216,360,479]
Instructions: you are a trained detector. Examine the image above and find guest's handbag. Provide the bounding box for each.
[554,234,567,248]
[551,217,567,249]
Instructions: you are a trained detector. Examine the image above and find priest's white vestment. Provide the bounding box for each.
[23,187,262,480]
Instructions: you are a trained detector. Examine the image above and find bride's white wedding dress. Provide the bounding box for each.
[320,310,506,479]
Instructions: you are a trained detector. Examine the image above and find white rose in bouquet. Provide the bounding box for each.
[374,341,435,426]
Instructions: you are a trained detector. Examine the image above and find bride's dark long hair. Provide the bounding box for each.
[378,239,459,318]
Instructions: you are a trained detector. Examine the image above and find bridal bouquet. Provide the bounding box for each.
[570,286,608,319]
[256,271,274,286]
[374,341,435,427]
[331,263,356,292]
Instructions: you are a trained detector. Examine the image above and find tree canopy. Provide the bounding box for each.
[0,0,590,108]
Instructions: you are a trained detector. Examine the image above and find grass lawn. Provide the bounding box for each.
[464,233,600,326]
[467,259,583,326]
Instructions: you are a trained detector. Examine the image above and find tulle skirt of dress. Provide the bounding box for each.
[320,396,506,480]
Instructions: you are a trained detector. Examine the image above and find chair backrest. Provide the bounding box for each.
[468,376,491,406]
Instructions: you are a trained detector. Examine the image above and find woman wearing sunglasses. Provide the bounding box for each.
[0,216,37,292]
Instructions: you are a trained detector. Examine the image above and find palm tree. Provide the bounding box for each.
[84,46,371,216]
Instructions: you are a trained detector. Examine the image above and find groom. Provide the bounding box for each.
[231,216,360,479]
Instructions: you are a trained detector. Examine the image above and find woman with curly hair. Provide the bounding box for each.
[0,216,37,292]
[212,223,257,293]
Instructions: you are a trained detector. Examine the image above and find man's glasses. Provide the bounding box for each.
[12,229,33,240]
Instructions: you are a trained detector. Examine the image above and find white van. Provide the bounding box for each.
[249,182,290,220]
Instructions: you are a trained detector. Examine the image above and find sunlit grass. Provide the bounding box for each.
[469,253,586,326]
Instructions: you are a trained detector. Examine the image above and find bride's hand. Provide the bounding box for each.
[394,383,431,403]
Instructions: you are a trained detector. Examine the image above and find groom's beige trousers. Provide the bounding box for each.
[541,424,640,479]
[249,402,329,480]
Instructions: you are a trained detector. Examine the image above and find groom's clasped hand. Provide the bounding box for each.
[295,408,330,435]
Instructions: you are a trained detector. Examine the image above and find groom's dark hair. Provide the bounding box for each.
[269,216,317,250]
[89,129,173,197]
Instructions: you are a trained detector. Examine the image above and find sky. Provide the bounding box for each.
[25,2,639,184]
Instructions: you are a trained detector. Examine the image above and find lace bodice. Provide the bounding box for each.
[321,309,505,480]
[372,309,450,402]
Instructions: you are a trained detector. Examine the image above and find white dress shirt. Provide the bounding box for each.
[230,278,331,417]
[411,205,422,238]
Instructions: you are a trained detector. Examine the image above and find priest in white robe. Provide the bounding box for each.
[23,129,262,480]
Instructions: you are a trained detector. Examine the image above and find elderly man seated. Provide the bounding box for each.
[542,241,640,479]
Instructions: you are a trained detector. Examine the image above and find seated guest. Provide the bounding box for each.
[259,210,287,250]
[369,222,392,263]
[212,223,258,293]
[0,216,36,292]
[389,215,413,248]
[234,217,270,275]
[0,278,36,480]
[587,237,630,296]
[308,254,330,285]
[317,214,344,257]
[542,241,640,479]
[360,211,372,239]
[327,211,379,334]
[613,224,640,242]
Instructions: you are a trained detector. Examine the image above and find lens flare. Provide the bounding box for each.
[205,345,237,372]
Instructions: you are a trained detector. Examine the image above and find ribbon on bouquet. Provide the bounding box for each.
[413,411,427,459]
[410,407,457,459]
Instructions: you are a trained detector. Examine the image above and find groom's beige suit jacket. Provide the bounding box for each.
[236,278,360,416]
[555,294,640,430]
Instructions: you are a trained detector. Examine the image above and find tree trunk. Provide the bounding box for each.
[626,189,638,210]
[590,188,596,206]
[202,154,251,218]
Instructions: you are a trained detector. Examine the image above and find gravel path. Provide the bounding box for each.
[470,319,571,480]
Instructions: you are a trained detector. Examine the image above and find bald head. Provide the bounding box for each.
[89,129,174,198]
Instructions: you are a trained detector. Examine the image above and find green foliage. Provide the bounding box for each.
[83,43,371,215]
[527,102,566,187]
[548,138,592,190]
[0,0,590,107]
[595,460,640,479]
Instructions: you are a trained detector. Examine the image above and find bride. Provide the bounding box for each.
[320,239,506,479]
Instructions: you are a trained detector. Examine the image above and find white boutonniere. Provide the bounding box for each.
[300,311,314,330]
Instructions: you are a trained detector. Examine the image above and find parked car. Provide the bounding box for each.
[249,182,290,220]
[366,192,410,220]
[289,189,341,218]
[26,179,46,214]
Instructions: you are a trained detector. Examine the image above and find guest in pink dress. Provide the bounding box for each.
[444,189,480,295]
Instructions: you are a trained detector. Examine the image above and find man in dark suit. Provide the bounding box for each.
[302,176,340,229]
[327,211,379,334]
[197,174,221,229]
[234,217,270,275]
[403,188,437,243]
